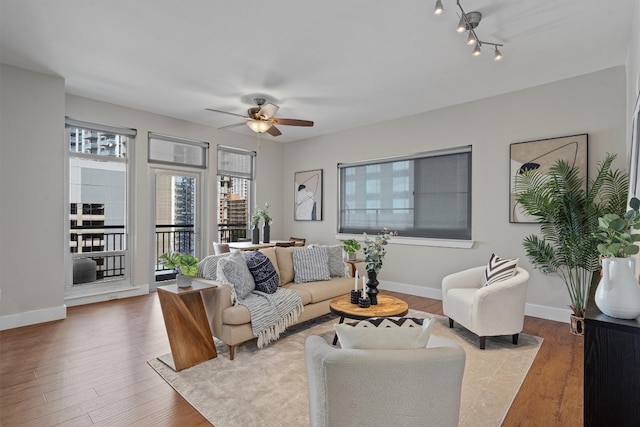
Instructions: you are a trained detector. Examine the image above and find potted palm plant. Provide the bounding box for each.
[592,197,640,319]
[159,252,199,288]
[515,153,628,334]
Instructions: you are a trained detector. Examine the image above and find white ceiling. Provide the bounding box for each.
[1,0,637,143]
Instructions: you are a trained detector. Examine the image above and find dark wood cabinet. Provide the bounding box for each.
[584,289,640,427]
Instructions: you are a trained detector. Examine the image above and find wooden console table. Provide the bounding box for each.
[157,281,218,371]
[584,287,640,426]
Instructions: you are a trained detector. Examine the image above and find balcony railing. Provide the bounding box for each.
[71,223,250,284]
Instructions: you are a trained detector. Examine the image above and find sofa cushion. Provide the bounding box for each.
[335,317,433,350]
[483,253,518,286]
[217,251,255,301]
[281,284,313,305]
[246,250,279,294]
[288,277,353,304]
[309,244,348,278]
[293,246,331,284]
[275,247,295,285]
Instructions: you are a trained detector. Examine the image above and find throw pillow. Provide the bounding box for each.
[292,246,331,284]
[246,250,279,294]
[309,244,348,277]
[196,253,231,280]
[334,317,433,350]
[483,253,519,286]
[217,250,256,301]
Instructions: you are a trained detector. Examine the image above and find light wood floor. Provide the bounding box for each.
[0,291,582,426]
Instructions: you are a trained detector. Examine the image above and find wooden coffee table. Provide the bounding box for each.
[329,294,409,345]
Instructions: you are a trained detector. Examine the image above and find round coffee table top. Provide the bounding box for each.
[330,294,409,321]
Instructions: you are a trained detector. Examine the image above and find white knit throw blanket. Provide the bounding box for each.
[241,289,304,348]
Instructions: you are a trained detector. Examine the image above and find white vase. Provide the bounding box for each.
[595,257,640,319]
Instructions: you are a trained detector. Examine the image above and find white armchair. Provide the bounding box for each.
[442,266,530,349]
[304,335,466,427]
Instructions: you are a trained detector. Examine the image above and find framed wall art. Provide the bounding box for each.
[294,169,323,221]
[509,133,588,223]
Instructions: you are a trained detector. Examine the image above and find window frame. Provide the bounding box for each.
[337,146,472,242]
[64,118,136,292]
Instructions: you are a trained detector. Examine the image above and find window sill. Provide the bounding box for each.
[335,234,474,249]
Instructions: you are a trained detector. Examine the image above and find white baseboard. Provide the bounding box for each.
[65,284,149,307]
[524,303,572,323]
[382,280,443,300]
[382,280,571,323]
[0,305,67,331]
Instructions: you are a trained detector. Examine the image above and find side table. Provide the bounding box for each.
[345,258,365,277]
[157,281,218,371]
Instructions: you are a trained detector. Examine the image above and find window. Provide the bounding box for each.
[217,146,256,243]
[66,118,136,286]
[339,146,471,240]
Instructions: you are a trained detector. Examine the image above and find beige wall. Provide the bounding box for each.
[283,66,628,321]
[0,64,67,324]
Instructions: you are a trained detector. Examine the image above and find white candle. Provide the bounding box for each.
[354,270,359,291]
[362,276,366,298]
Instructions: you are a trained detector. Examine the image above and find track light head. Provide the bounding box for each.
[466,31,477,45]
[494,46,503,61]
[434,0,444,15]
[472,43,481,56]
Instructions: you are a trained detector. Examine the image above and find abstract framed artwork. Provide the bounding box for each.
[509,133,588,223]
[294,169,323,221]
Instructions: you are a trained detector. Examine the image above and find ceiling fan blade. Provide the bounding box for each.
[266,125,282,137]
[258,102,279,119]
[272,118,314,127]
[205,108,249,119]
[220,122,247,129]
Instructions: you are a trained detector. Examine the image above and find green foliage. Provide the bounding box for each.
[251,202,272,227]
[159,252,199,277]
[342,239,361,254]
[362,228,398,274]
[594,197,640,257]
[514,153,628,316]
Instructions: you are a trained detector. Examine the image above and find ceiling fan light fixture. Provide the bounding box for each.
[434,0,444,15]
[247,119,272,133]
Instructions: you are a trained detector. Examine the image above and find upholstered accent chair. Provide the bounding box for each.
[442,266,530,349]
[304,335,465,427]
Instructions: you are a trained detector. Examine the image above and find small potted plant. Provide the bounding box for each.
[159,252,199,288]
[342,239,361,261]
[592,197,640,319]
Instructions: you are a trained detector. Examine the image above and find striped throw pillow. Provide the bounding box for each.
[308,244,348,277]
[292,246,330,284]
[483,253,518,286]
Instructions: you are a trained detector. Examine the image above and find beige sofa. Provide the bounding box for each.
[198,246,354,360]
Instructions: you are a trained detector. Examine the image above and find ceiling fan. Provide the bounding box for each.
[206,98,314,137]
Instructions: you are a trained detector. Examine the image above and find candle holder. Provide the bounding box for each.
[350,290,360,304]
[358,296,371,308]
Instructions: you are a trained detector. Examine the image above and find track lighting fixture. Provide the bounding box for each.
[434,0,504,61]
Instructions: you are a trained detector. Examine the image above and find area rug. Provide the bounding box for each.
[148,310,542,427]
